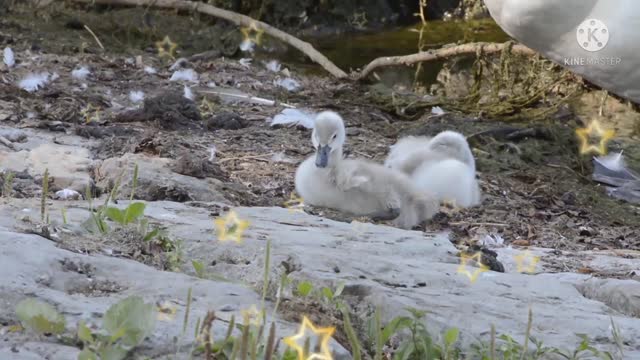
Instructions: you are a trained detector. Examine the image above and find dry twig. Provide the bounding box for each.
[354,42,536,80]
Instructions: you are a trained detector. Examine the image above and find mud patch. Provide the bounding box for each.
[114,91,202,130]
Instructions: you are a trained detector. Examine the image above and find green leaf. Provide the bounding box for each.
[109,327,127,343]
[98,345,128,360]
[123,202,146,224]
[143,228,160,242]
[444,327,459,347]
[281,348,298,360]
[77,349,98,360]
[406,307,427,320]
[381,316,413,345]
[296,281,313,297]
[103,296,156,347]
[395,340,416,360]
[77,321,94,343]
[334,281,345,298]
[321,287,334,300]
[15,298,66,335]
[105,207,125,225]
[192,260,206,279]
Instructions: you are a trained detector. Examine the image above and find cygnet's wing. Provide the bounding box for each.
[384,136,432,173]
[334,163,375,191]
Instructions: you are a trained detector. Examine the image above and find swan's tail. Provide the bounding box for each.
[427,131,475,170]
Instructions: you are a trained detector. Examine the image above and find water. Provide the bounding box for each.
[305,19,509,72]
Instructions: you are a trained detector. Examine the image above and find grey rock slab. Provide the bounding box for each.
[2,198,640,357]
[0,342,80,360]
[96,153,229,203]
[139,202,640,356]
[0,128,27,143]
[0,142,94,192]
[0,226,349,359]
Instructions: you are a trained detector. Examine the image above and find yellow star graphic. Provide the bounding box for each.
[81,104,101,124]
[240,22,265,46]
[241,305,264,327]
[457,252,489,283]
[575,119,616,156]
[514,250,540,274]
[214,210,250,244]
[284,193,305,213]
[156,300,177,322]
[283,316,335,360]
[350,12,368,28]
[155,35,178,59]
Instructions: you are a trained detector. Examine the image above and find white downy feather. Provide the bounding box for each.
[55,189,82,200]
[144,66,157,74]
[18,72,50,92]
[170,68,198,83]
[274,77,301,92]
[431,106,445,115]
[595,151,626,171]
[480,233,505,247]
[264,60,281,72]
[239,39,255,52]
[239,58,252,68]
[183,85,194,100]
[71,66,91,80]
[270,108,315,129]
[3,47,15,68]
[129,90,145,103]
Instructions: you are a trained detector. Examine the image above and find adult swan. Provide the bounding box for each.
[483,0,640,105]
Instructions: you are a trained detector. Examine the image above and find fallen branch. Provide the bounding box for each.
[70,0,348,78]
[354,42,537,80]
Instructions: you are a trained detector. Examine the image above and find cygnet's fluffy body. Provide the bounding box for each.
[385,131,481,208]
[295,111,438,229]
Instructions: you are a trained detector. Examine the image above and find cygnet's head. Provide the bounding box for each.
[311,111,346,168]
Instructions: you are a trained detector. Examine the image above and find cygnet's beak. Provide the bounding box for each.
[315,145,331,168]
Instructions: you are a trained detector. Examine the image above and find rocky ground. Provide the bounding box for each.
[1,3,640,360]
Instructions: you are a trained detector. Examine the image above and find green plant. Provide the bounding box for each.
[16,298,66,335]
[296,281,313,297]
[2,170,14,197]
[293,279,344,306]
[105,202,146,226]
[164,238,185,272]
[192,259,207,279]
[41,168,49,222]
[83,184,109,234]
[129,163,139,201]
[320,281,344,304]
[77,296,157,360]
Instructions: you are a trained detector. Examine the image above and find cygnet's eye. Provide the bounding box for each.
[331,133,337,141]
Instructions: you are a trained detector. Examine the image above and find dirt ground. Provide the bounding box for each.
[1,4,639,282]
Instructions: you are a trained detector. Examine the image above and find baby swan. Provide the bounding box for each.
[295,111,438,229]
[385,131,481,208]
